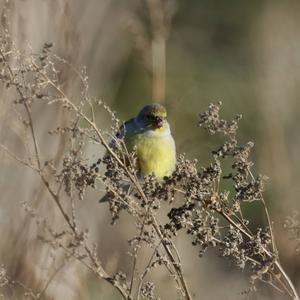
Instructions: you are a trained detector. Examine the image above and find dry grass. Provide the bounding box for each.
[0,1,300,300]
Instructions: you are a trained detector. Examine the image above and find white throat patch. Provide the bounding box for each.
[134,117,171,137]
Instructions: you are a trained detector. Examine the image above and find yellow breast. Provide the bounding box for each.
[126,133,176,178]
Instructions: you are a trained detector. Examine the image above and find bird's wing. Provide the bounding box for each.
[116,118,137,139]
[99,118,137,203]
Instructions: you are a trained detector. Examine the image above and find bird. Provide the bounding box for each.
[99,103,176,202]
[118,103,176,178]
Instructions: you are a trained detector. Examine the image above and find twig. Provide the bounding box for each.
[32,63,192,299]
[37,262,67,300]
[0,144,38,170]
[248,169,276,254]
[174,186,299,299]
[0,49,129,300]
[137,241,162,299]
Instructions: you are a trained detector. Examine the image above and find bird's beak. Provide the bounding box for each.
[154,116,163,128]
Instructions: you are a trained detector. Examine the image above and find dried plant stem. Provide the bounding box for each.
[2,34,298,299]
[147,0,167,103]
[40,174,129,299]
[137,244,160,299]
[220,210,298,299]
[173,184,299,300]
[275,262,299,300]
[129,199,156,298]
[0,50,129,300]
[1,52,191,299]
[37,262,66,300]
[245,172,298,299]
[151,216,192,299]
[0,144,37,170]
[29,63,192,299]
[151,35,166,103]
[77,104,192,299]
[248,169,277,254]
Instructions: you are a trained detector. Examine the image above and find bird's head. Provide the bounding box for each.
[136,103,168,132]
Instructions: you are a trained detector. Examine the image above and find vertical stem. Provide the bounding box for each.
[275,261,299,300]
[151,35,166,102]
[147,0,167,103]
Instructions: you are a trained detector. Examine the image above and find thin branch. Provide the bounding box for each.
[37,262,67,300]
[0,144,38,170]
[174,186,299,299]
[248,169,276,254]
[137,243,161,299]
[31,62,192,299]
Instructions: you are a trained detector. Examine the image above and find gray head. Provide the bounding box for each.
[136,103,168,130]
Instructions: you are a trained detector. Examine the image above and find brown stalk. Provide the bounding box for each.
[0,49,129,300]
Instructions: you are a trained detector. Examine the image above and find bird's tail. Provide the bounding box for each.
[98,193,110,203]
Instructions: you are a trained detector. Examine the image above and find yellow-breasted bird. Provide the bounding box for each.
[118,103,176,178]
[99,103,176,202]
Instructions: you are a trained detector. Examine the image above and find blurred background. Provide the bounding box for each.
[1,0,300,299]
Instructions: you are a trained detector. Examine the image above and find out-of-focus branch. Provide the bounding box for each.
[0,47,129,300]
[147,0,167,103]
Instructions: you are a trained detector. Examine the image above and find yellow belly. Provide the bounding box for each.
[126,134,176,178]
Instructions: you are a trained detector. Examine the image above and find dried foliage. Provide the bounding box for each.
[0,4,299,300]
[284,213,300,253]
